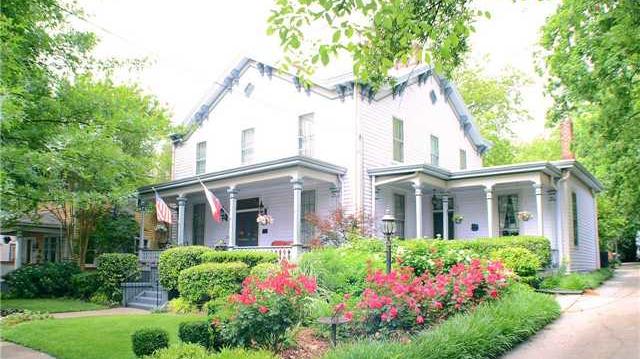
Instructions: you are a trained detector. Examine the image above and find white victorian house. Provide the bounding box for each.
[138,57,603,272]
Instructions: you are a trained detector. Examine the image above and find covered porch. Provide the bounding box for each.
[137,156,345,262]
[370,162,562,265]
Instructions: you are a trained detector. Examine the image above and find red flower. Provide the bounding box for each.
[343,311,353,321]
[343,293,351,300]
[416,315,424,324]
[259,306,269,314]
[490,289,499,298]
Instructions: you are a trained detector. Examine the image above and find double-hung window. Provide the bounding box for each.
[498,194,519,236]
[298,113,314,156]
[43,237,57,262]
[430,135,440,166]
[196,141,206,174]
[301,190,316,243]
[241,128,255,164]
[393,193,406,239]
[459,149,467,170]
[393,117,404,162]
[572,192,579,246]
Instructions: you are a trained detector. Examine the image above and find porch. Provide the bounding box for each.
[137,156,346,261]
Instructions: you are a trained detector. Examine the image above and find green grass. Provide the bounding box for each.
[1,298,107,313]
[539,268,614,291]
[323,284,561,359]
[1,313,202,359]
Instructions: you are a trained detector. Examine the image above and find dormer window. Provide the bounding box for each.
[241,128,254,164]
[195,141,206,174]
[393,117,404,162]
[298,113,314,156]
[430,90,437,104]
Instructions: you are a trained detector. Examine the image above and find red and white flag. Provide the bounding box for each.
[155,192,173,224]
[201,183,223,223]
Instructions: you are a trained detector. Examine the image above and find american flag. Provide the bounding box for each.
[155,192,173,224]
[201,183,223,223]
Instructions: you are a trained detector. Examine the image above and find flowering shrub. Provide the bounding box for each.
[398,241,478,276]
[339,260,508,337]
[220,261,317,351]
[304,207,374,246]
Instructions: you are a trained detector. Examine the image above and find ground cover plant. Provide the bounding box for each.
[0,314,201,359]
[323,284,560,359]
[540,268,614,291]
[146,344,277,359]
[0,298,106,314]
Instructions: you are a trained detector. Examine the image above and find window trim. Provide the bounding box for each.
[393,117,404,163]
[572,192,579,246]
[241,128,255,164]
[430,135,439,166]
[195,141,207,175]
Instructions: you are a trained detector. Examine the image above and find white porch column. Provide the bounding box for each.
[227,187,238,248]
[14,236,22,270]
[485,187,494,237]
[534,184,544,236]
[413,184,423,238]
[177,195,187,246]
[138,201,146,250]
[291,179,304,260]
[442,193,450,240]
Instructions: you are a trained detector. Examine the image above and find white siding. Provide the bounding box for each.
[567,176,598,271]
[452,188,489,239]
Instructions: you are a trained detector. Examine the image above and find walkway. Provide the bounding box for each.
[503,263,640,359]
[0,341,54,359]
[51,306,148,319]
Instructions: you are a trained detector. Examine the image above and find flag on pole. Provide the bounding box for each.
[155,192,173,224]
[201,182,223,223]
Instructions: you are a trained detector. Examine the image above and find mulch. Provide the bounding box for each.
[279,328,331,359]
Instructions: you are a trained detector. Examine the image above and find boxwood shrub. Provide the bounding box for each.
[178,262,249,304]
[2,261,80,298]
[96,253,140,302]
[131,328,169,357]
[178,321,215,349]
[491,247,542,285]
[200,250,278,267]
[158,246,213,291]
[71,271,101,299]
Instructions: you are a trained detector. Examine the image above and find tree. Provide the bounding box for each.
[267,0,489,88]
[90,210,139,255]
[1,0,171,265]
[541,0,640,258]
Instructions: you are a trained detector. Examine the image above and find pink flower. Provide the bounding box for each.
[389,306,398,319]
[490,289,499,298]
[343,293,351,300]
[334,302,346,313]
[343,311,353,321]
[416,315,424,324]
[259,306,269,314]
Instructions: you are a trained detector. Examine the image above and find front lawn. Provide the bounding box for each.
[539,268,614,291]
[1,298,107,313]
[1,313,202,359]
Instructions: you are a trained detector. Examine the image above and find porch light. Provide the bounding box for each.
[381,210,396,274]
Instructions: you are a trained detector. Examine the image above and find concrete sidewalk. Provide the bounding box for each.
[51,307,148,319]
[503,263,640,359]
[0,341,54,359]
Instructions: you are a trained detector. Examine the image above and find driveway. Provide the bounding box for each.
[503,263,640,359]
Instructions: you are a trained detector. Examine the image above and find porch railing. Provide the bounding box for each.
[234,246,293,262]
[138,249,162,266]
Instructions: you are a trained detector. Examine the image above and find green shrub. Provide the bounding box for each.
[300,247,383,295]
[167,298,199,314]
[491,247,541,284]
[249,262,280,279]
[96,253,140,303]
[131,328,169,357]
[178,262,249,304]
[145,344,277,359]
[200,250,278,267]
[2,261,80,298]
[324,284,560,359]
[89,292,114,306]
[178,321,213,349]
[71,272,101,299]
[540,268,614,291]
[159,246,213,292]
[398,241,477,275]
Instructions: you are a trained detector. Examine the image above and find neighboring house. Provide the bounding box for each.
[0,212,68,282]
[138,57,602,272]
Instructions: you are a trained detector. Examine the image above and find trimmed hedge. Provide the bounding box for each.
[71,271,101,299]
[491,247,541,285]
[131,328,169,357]
[178,321,213,349]
[178,262,249,304]
[249,262,280,279]
[200,250,278,267]
[96,253,140,302]
[2,261,80,298]
[324,284,560,359]
[159,246,213,291]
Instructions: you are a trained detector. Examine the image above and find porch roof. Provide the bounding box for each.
[368,160,603,192]
[138,156,346,196]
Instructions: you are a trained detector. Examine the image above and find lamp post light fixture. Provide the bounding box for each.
[381,210,396,274]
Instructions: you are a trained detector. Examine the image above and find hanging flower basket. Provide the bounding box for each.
[517,211,533,222]
[154,224,167,232]
[453,214,464,224]
[256,214,274,226]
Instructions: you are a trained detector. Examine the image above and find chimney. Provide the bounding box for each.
[560,118,575,160]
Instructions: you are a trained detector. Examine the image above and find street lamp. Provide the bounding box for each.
[381,210,396,274]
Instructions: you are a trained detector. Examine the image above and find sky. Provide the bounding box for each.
[75,0,560,142]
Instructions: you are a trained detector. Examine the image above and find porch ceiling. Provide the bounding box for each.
[139,156,346,199]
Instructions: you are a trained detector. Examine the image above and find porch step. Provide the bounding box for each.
[124,287,168,311]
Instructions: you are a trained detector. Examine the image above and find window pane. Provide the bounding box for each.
[301,190,316,243]
[196,141,206,174]
[393,118,404,162]
[498,194,519,236]
[430,135,439,166]
[241,128,255,164]
[459,149,467,170]
[298,113,314,156]
[572,192,579,246]
[393,194,405,238]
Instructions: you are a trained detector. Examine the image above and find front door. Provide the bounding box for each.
[236,211,259,246]
[433,212,455,239]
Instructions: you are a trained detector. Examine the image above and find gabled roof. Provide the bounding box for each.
[172,57,491,154]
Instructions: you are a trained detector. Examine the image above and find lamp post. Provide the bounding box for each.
[381,210,396,274]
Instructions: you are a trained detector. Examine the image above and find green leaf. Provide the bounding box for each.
[332,29,341,43]
[289,36,300,49]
